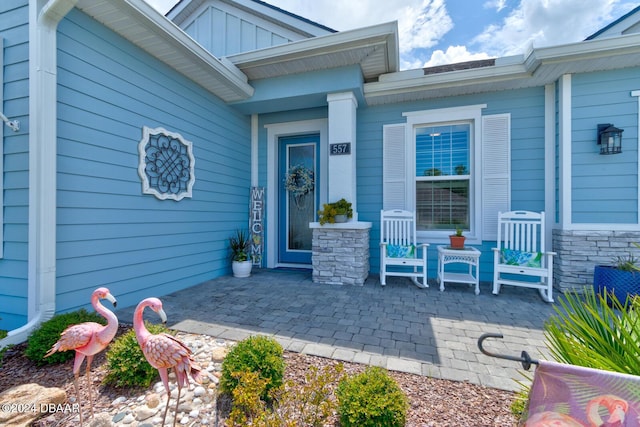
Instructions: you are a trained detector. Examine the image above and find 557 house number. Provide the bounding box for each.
[330,142,351,155]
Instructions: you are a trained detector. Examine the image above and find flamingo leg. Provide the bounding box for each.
[158,368,170,426]
[73,373,84,426]
[72,352,86,426]
[173,382,182,427]
[85,355,94,418]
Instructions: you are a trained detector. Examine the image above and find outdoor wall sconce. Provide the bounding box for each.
[597,123,623,155]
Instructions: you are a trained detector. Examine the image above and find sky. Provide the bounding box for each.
[145,0,639,70]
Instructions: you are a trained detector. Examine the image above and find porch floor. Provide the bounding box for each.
[115,269,556,391]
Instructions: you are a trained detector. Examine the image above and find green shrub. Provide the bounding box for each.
[336,366,408,427]
[226,362,344,427]
[25,309,106,366]
[103,323,169,388]
[220,335,284,400]
[544,287,640,375]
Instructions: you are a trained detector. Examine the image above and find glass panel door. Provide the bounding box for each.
[279,134,319,264]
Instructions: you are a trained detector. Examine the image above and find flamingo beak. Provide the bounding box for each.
[610,406,626,423]
[106,292,117,308]
[158,308,167,324]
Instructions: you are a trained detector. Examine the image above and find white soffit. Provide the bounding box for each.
[365,33,640,105]
[227,21,399,82]
[75,0,254,102]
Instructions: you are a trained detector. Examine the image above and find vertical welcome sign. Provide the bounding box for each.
[250,187,264,267]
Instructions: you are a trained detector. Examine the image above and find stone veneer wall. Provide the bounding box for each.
[553,229,640,292]
[312,227,370,285]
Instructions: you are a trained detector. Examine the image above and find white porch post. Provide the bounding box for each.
[327,92,358,219]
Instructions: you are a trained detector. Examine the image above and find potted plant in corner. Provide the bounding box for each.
[317,198,353,225]
[229,229,252,278]
[593,249,640,303]
[449,227,466,249]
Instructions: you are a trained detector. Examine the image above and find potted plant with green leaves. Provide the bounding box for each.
[593,248,640,303]
[449,226,466,249]
[229,229,252,278]
[318,198,353,225]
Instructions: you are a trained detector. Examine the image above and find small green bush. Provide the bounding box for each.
[25,309,106,366]
[103,323,169,388]
[336,366,408,427]
[226,362,344,427]
[220,335,284,400]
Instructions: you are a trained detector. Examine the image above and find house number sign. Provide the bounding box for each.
[330,142,351,155]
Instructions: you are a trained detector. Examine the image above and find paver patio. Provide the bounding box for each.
[116,269,557,391]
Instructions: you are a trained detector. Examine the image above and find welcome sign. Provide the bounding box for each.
[250,187,264,267]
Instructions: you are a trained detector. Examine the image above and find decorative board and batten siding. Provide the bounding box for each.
[0,0,29,331]
[54,10,251,314]
[571,68,640,224]
[181,1,306,58]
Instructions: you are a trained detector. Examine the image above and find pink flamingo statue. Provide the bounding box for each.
[133,297,202,427]
[45,287,118,425]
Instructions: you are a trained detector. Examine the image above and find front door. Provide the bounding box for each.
[279,134,319,265]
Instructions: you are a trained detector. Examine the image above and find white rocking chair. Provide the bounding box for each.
[492,211,555,302]
[379,209,429,288]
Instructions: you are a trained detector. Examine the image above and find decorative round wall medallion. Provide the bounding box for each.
[138,126,195,201]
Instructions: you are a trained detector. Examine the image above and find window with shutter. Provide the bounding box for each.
[382,104,510,243]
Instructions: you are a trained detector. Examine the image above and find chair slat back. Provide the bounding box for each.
[497,211,545,252]
[381,210,417,247]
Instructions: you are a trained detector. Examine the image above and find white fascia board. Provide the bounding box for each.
[529,32,640,63]
[365,62,530,98]
[228,21,399,71]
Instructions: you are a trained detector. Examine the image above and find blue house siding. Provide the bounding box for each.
[571,68,640,224]
[357,87,546,282]
[53,10,251,315]
[0,0,29,331]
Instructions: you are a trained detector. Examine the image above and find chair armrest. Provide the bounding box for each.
[380,242,388,248]
[417,242,429,248]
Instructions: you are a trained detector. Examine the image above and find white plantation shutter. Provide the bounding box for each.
[482,114,510,240]
[383,124,407,210]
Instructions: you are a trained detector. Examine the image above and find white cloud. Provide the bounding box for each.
[397,0,453,53]
[423,45,492,68]
[472,0,620,56]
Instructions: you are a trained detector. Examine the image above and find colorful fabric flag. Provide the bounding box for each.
[526,360,640,426]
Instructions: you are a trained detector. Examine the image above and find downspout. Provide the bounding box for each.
[0,0,77,346]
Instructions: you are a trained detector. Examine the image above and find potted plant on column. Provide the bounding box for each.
[317,198,353,225]
[229,229,252,278]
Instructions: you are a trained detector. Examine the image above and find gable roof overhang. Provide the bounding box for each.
[74,0,254,102]
[364,33,640,105]
[227,21,399,83]
[168,0,336,37]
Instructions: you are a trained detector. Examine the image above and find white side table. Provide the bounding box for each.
[437,246,481,295]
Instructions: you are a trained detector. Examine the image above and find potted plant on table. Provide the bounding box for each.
[229,229,252,278]
[449,227,466,249]
[593,248,640,303]
[318,198,353,225]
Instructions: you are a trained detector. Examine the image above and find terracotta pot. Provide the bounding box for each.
[449,235,466,249]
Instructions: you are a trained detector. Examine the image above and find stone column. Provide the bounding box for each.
[310,221,372,285]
